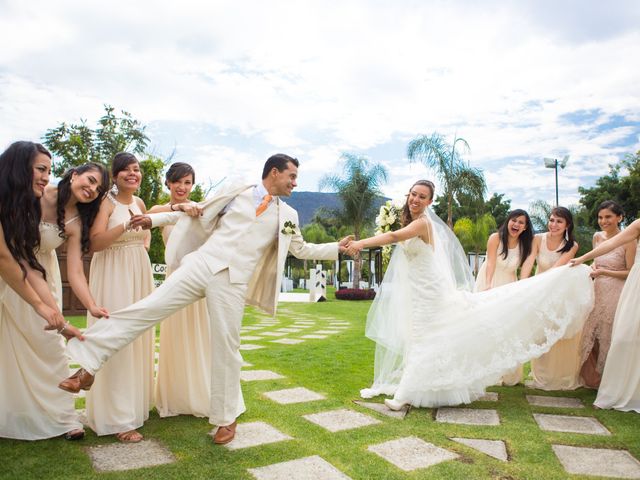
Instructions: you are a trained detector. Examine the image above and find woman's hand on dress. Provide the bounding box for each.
[569,256,585,267]
[129,215,151,230]
[59,323,85,341]
[89,305,109,319]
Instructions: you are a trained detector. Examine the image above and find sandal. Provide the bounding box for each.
[64,428,85,441]
[116,430,143,443]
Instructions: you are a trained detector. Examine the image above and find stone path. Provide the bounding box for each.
[74,307,640,479]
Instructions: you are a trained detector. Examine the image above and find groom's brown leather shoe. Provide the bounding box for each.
[58,368,94,393]
[213,421,237,444]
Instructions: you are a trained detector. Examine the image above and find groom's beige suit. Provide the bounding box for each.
[67,182,338,426]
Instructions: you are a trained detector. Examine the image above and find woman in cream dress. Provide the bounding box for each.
[85,153,155,443]
[572,219,640,412]
[579,201,635,388]
[0,145,97,440]
[150,163,210,418]
[524,207,581,390]
[475,209,535,385]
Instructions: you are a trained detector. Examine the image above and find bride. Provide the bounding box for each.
[345,180,595,409]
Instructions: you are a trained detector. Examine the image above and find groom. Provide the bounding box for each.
[61,154,349,444]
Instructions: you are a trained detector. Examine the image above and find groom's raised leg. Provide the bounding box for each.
[65,252,211,377]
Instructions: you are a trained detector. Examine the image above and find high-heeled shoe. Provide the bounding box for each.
[384,398,408,411]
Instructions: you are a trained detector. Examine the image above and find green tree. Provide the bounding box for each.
[407,132,486,228]
[433,191,510,227]
[579,151,640,228]
[453,213,497,275]
[299,223,336,280]
[319,153,388,290]
[43,104,149,176]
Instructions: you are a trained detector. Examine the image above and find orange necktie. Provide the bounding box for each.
[255,194,272,216]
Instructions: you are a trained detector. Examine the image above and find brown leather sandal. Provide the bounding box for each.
[115,430,143,443]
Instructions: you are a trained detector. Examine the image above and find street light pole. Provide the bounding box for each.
[543,155,569,206]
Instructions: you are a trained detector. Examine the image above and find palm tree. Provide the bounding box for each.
[407,132,487,228]
[319,153,388,290]
[453,214,497,275]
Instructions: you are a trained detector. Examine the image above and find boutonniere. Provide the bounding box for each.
[281,220,297,235]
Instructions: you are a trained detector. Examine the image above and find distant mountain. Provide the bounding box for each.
[285,191,390,226]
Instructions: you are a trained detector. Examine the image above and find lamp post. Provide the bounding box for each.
[543,155,569,206]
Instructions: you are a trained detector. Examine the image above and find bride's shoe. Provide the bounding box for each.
[384,398,407,411]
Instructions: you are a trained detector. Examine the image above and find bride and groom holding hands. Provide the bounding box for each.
[59,153,610,443]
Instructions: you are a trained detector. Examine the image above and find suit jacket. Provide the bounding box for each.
[150,182,338,315]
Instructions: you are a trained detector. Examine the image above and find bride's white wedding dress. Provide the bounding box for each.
[361,220,594,408]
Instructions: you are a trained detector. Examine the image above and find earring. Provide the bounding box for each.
[565,230,569,241]
[70,178,74,184]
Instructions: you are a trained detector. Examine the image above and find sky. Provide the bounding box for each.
[1,0,639,211]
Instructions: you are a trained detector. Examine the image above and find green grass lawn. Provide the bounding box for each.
[2,295,640,479]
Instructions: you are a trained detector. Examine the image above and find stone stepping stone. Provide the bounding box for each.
[261,332,288,337]
[240,370,285,381]
[301,334,328,340]
[223,421,292,450]
[552,445,640,478]
[240,344,264,351]
[270,338,305,345]
[436,408,500,426]
[533,414,610,435]
[451,437,508,462]
[315,330,340,334]
[276,328,303,333]
[477,392,498,402]
[87,439,175,472]
[74,389,86,399]
[291,324,312,328]
[242,361,253,368]
[242,326,264,331]
[264,387,326,404]
[303,408,381,432]
[526,395,584,408]
[368,436,458,471]
[248,455,351,479]
[354,401,408,419]
[241,335,264,341]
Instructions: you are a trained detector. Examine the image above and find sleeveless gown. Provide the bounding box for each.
[155,224,211,418]
[0,221,82,439]
[579,236,628,387]
[528,233,583,390]
[85,196,155,435]
[475,242,522,385]
[361,237,594,407]
[594,240,640,412]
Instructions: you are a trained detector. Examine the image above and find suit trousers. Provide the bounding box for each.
[67,251,247,426]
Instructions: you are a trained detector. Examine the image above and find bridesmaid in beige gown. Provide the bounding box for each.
[85,153,155,443]
[523,207,581,390]
[475,209,535,386]
[572,218,640,412]
[0,146,100,440]
[579,201,635,388]
[149,162,210,418]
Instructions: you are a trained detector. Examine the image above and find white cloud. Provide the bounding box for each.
[0,0,638,213]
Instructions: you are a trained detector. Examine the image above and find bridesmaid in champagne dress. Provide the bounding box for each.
[524,207,581,390]
[150,163,210,418]
[85,153,155,443]
[579,201,635,388]
[475,209,535,386]
[0,148,104,440]
[572,218,640,412]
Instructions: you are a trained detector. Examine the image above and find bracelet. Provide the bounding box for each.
[58,321,69,334]
[170,203,176,211]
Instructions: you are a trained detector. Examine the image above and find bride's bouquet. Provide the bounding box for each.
[375,200,403,267]
[375,199,403,234]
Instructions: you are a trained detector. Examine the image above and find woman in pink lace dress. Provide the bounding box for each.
[579,201,636,388]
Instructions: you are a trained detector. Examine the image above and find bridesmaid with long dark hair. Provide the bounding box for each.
[524,206,581,390]
[475,209,535,385]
